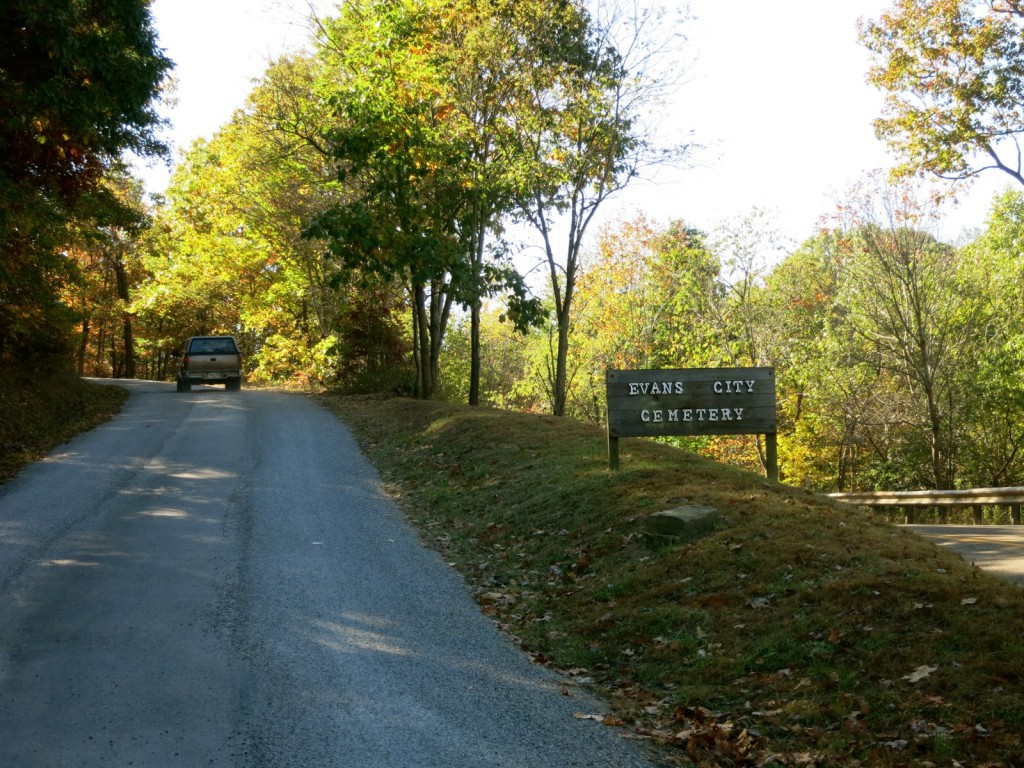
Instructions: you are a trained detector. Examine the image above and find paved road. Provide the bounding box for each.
[905,524,1024,584]
[0,381,656,767]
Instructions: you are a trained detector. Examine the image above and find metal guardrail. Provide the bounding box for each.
[827,487,1024,524]
[828,487,1024,506]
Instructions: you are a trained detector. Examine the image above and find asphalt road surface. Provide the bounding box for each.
[905,524,1024,584]
[0,381,657,768]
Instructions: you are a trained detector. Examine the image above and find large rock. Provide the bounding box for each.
[644,504,719,545]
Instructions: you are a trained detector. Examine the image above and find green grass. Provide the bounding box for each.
[322,393,1024,767]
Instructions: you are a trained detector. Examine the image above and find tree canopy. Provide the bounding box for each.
[0,0,171,360]
[861,0,1024,186]
[305,0,682,402]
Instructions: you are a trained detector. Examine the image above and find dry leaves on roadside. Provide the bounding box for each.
[638,705,767,766]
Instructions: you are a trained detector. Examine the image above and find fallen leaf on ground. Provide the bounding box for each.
[574,712,623,726]
[903,665,937,683]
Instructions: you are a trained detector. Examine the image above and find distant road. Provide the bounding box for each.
[905,525,1024,584]
[0,380,656,768]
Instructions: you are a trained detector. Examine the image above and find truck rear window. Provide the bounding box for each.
[188,338,238,355]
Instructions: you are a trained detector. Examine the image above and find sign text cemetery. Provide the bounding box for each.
[605,367,777,479]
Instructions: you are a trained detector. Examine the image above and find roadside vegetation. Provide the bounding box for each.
[7,0,1024,765]
[324,393,1024,768]
[8,0,1024,500]
[0,363,127,484]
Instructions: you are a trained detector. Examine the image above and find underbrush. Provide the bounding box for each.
[322,393,1024,768]
[0,362,128,483]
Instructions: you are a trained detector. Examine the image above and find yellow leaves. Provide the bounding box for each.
[548,147,567,163]
[434,102,455,122]
[862,0,1024,179]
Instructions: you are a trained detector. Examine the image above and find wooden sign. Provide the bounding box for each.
[605,367,777,479]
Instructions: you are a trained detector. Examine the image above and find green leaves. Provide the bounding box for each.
[0,0,171,361]
[861,0,1024,185]
[307,0,651,400]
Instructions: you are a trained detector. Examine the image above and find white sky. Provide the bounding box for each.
[141,0,1014,247]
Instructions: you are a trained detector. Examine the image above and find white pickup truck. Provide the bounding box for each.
[172,336,243,391]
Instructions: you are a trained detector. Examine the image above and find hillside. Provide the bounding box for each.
[322,394,1024,768]
[0,366,128,483]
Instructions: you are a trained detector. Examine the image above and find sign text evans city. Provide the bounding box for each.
[605,367,777,478]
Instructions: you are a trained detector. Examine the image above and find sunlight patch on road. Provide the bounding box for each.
[309,618,412,657]
[42,559,100,567]
[137,508,190,519]
[169,468,236,481]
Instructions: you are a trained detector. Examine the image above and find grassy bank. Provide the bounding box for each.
[0,365,128,483]
[322,393,1024,768]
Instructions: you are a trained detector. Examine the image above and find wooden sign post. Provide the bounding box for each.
[606,367,778,481]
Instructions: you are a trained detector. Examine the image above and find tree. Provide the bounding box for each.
[308,0,472,399]
[309,0,558,401]
[702,210,790,369]
[437,302,540,409]
[0,0,171,360]
[306,0,686,405]
[861,0,1024,186]
[136,138,262,339]
[64,171,151,378]
[135,57,411,389]
[758,228,908,491]
[834,182,985,489]
[203,56,411,389]
[644,222,721,370]
[513,0,689,415]
[423,0,550,405]
[955,189,1024,486]
[565,216,716,421]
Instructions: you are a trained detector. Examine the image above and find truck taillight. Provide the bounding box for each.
[182,355,190,367]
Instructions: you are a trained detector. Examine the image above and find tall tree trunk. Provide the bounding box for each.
[552,309,570,416]
[95,328,106,376]
[925,383,947,488]
[469,301,481,406]
[468,218,487,406]
[428,277,452,398]
[78,316,90,376]
[550,245,578,417]
[122,318,135,379]
[113,260,135,379]
[413,283,431,398]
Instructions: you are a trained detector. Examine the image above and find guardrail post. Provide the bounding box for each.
[939,505,948,524]
[1012,504,1021,526]
[973,504,983,525]
[904,506,914,524]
